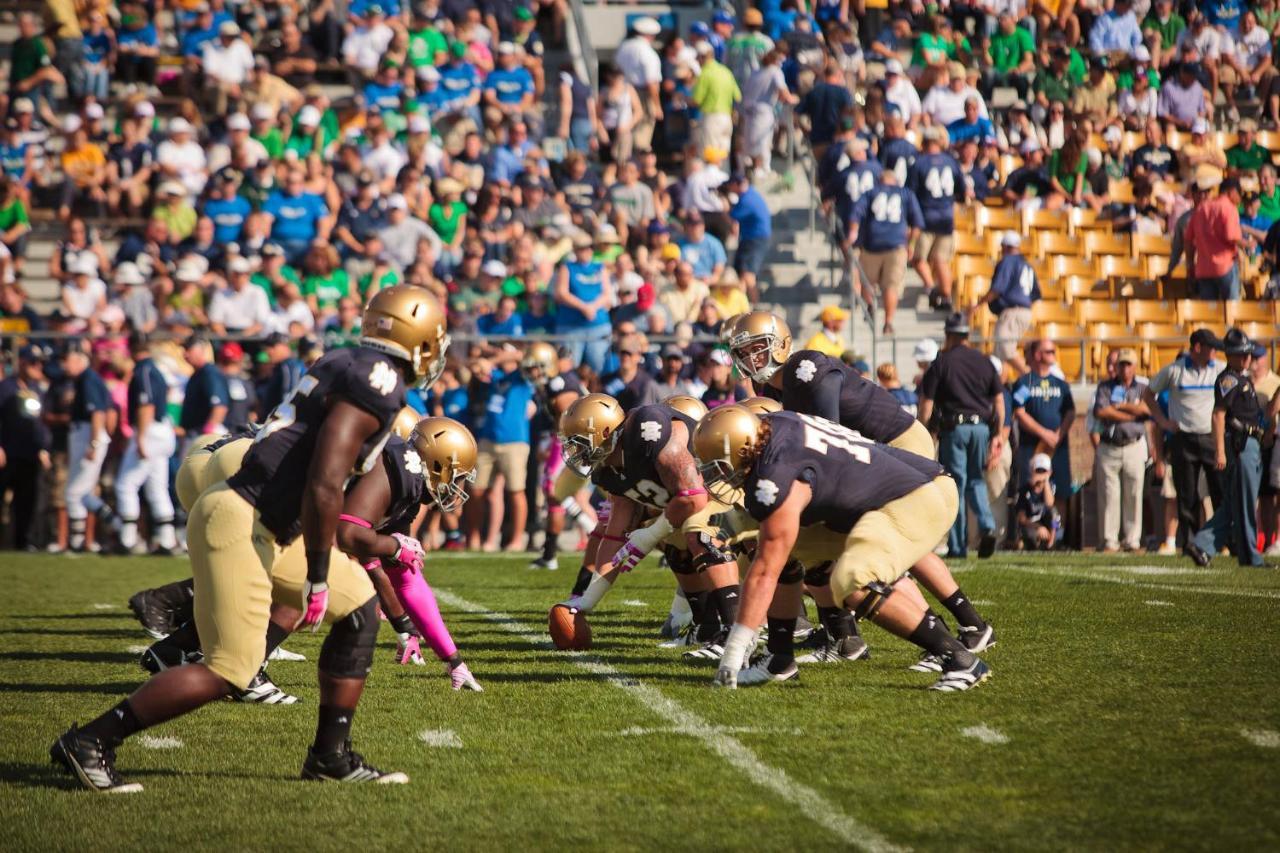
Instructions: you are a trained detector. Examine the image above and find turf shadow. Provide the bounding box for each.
[0,628,143,638]
[0,762,180,790]
[0,680,141,695]
[0,651,138,664]
[8,612,128,620]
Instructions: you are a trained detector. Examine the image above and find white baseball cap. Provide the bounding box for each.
[134,101,156,117]
[169,117,194,135]
[1031,452,1053,473]
[913,338,939,364]
[497,41,516,55]
[69,255,96,276]
[1103,125,1122,143]
[1020,136,1041,154]
[174,263,203,282]
[114,262,145,286]
[417,65,441,82]
[483,259,508,277]
[159,180,187,197]
[1001,231,1022,248]
[1191,117,1209,135]
[228,256,253,273]
[386,193,409,210]
[62,115,83,134]
[885,58,904,75]
[633,16,661,35]
[297,105,322,127]
[251,103,274,121]
[226,112,251,131]
[84,103,105,120]
[407,115,430,134]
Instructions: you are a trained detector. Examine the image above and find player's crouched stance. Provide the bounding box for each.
[50,285,449,791]
[694,406,991,692]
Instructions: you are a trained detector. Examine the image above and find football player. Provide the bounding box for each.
[523,341,596,570]
[694,405,992,691]
[50,286,449,792]
[727,311,996,667]
[555,394,741,659]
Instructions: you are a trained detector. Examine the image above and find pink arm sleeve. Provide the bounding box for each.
[384,564,458,661]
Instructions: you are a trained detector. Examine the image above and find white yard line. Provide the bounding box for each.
[418,729,464,749]
[960,724,1009,745]
[1240,728,1280,748]
[988,563,1280,600]
[125,644,150,654]
[1143,600,1174,607]
[436,589,903,853]
[91,603,117,610]
[621,599,648,607]
[618,725,804,737]
[138,735,183,749]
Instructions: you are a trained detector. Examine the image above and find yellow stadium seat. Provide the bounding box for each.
[1238,321,1280,343]
[1038,277,1064,303]
[1145,255,1172,280]
[958,275,990,308]
[955,205,977,232]
[1140,324,1187,374]
[1257,130,1280,153]
[1096,254,1148,282]
[1055,256,1098,278]
[1115,279,1161,300]
[953,231,993,256]
[1025,208,1070,236]
[1225,301,1277,326]
[1131,233,1172,258]
[1035,231,1083,259]
[1070,207,1107,233]
[1076,300,1127,325]
[1122,131,1145,153]
[954,256,995,282]
[1063,276,1111,302]
[997,154,1023,183]
[1215,131,1237,151]
[1126,299,1176,326]
[1110,180,1135,204]
[1032,301,1076,324]
[1087,323,1141,377]
[975,205,1022,235]
[1175,299,1226,327]
[1084,231,1132,258]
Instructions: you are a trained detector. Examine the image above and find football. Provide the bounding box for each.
[548,604,592,651]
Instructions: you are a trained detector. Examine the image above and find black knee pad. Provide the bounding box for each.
[779,559,805,585]
[664,544,698,575]
[803,561,833,587]
[317,596,380,679]
[853,581,894,621]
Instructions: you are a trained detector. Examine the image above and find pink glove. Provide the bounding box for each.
[396,633,426,665]
[611,541,645,573]
[449,661,483,691]
[295,581,329,632]
[389,533,425,574]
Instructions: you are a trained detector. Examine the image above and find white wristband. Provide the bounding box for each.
[720,623,757,673]
[574,573,614,613]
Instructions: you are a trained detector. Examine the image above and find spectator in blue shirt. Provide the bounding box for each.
[362,62,405,113]
[1011,339,1076,502]
[180,6,218,60]
[847,171,924,334]
[878,114,918,184]
[262,169,332,264]
[202,173,251,244]
[1089,0,1143,55]
[677,212,727,282]
[484,42,536,120]
[74,11,114,101]
[1205,0,1245,36]
[727,172,772,301]
[908,127,969,311]
[974,232,1041,375]
[115,10,160,87]
[178,337,228,450]
[476,295,525,337]
[487,119,537,186]
[797,62,854,154]
[469,352,535,551]
[438,42,483,124]
[947,98,999,147]
[415,65,451,119]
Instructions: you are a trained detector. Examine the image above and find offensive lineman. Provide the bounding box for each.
[694,405,992,691]
[49,286,449,792]
[555,394,741,658]
[727,311,995,668]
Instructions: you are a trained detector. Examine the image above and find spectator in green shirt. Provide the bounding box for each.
[429,177,468,269]
[251,243,301,307]
[984,14,1036,100]
[1033,50,1076,119]
[407,8,447,68]
[1048,130,1089,207]
[300,242,349,323]
[1143,0,1186,69]
[1227,120,1272,172]
[250,105,284,160]
[8,13,63,125]
[0,178,31,258]
[690,43,741,155]
[1258,165,1280,223]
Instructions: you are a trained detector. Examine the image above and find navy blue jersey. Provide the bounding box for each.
[376,435,426,536]
[533,369,584,432]
[128,358,170,427]
[591,404,696,510]
[744,412,942,533]
[988,253,1040,311]
[878,137,917,184]
[773,350,917,444]
[1011,371,1074,432]
[260,357,306,419]
[180,363,230,433]
[907,151,965,233]
[71,367,110,424]
[836,158,883,225]
[0,376,51,457]
[230,346,408,543]
[224,373,257,431]
[850,184,924,251]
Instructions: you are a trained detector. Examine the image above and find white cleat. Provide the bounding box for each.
[737,655,799,687]
[796,636,870,664]
[909,652,944,673]
[269,646,307,662]
[929,659,991,692]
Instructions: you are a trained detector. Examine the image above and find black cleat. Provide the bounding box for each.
[140,641,203,674]
[127,589,178,639]
[792,615,815,643]
[301,740,409,784]
[230,668,300,704]
[959,624,997,653]
[796,635,870,663]
[1183,542,1212,568]
[978,532,997,559]
[50,725,143,793]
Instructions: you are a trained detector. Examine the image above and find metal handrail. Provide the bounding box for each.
[566,0,599,94]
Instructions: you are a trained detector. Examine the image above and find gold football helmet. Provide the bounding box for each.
[727,311,792,384]
[740,396,783,415]
[410,417,478,512]
[391,406,421,440]
[360,285,450,386]
[665,394,708,422]
[521,341,559,386]
[559,393,626,472]
[693,404,765,488]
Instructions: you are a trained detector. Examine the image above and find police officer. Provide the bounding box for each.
[218,341,257,431]
[1143,328,1225,553]
[63,346,111,552]
[115,333,178,554]
[918,312,1006,558]
[0,346,52,549]
[1186,329,1266,567]
[258,332,305,419]
[178,336,229,457]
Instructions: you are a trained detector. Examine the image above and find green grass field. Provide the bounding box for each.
[2,551,1279,851]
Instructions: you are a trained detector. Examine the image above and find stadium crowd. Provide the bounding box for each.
[0,0,1277,564]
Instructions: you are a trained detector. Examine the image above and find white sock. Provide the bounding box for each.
[669,587,691,618]
[119,522,139,549]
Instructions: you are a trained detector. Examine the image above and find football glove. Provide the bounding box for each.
[389,533,425,574]
[448,661,483,691]
[295,581,329,632]
[396,633,426,665]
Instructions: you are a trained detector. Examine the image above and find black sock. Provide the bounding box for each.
[80,699,145,747]
[570,567,593,597]
[712,584,741,628]
[686,590,707,625]
[264,620,290,656]
[695,592,721,642]
[313,704,356,755]
[817,606,858,642]
[907,613,974,667]
[766,616,796,669]
[941,590,984,631]
[154,621,201,656]
[541,529,558,561]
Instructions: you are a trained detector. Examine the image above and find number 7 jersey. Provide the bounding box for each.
[743,411,944,533]
[229,346,407,544]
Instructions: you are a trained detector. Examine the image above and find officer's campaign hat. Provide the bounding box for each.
[944,312,970,336]
[1222,328,1254,356]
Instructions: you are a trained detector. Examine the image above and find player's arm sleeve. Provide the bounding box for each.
[810,370,843,422]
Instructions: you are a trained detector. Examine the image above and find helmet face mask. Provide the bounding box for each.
[416,332,451,388]
[559,393,626,473]
[728,312,792,384]
[562,425,620,472]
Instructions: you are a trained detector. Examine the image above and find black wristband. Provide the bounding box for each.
[389,613,416,636]
[305,549,330,585]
